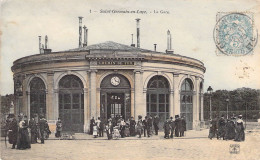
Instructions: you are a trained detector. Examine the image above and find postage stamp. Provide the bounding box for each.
[214,12,258,56]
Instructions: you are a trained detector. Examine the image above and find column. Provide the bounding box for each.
[22,76,27,115]
[193,76,200,130]
[46,72,54,121]
[26,91,30,118]
[173,74,180,117]
[169,89,174,117]
[53,89,59,121]
[96,88,101,118]
[90,70,97,119]
[200,93,204,121]
[134,70,144,120]
[131,89,134,117]
[83,88,89,133]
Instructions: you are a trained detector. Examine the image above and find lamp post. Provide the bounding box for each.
[207,86,213,120]
[226,98,229,119]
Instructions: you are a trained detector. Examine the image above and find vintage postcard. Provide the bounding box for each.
[0,0,260,160]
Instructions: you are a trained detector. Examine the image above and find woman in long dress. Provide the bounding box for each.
[234,115,245,142]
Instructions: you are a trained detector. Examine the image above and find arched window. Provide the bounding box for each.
[146,76,170,125]
[180,78,193,130]
[59,75,84,132]
[30,77,46,118]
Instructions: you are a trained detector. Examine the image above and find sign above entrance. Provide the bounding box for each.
[97,61,135,65]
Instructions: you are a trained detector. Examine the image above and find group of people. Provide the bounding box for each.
[208,114,245,142]
[89,114,187,140]
[5,113,51,149]
[163,115,186,139]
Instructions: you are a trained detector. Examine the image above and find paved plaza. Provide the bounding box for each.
[1,129,260,160]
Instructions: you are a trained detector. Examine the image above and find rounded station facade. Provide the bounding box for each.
[12,41,206,132]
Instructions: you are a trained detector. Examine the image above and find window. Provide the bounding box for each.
[30,77,46,118]
[147,76,170,123]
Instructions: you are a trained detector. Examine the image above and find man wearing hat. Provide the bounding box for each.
[217,115,226,140]
[153,115,160,135]
[174,115,180,137]
[142,116,148,137]
[170,117,175,138]
[129,117,136,136]
[163,118,171,139]
[147,116,153,137]
[6,114,18,149]
[38,115,48,144]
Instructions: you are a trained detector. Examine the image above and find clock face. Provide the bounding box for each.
[111,76,120,86]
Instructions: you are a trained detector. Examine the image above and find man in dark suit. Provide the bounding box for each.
[142,116,148,137]
[6,114,18,149]
[163,118,171,139]
[153,115,159,135]
[147,116,153,137]
[170,117,175,138]
[38,115,48,144]
[174,115,180,137]
[129,117,136,136]
[179,116,186,137]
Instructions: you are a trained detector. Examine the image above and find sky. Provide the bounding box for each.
[0,0,260,95]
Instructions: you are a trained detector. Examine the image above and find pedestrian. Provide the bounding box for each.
[174,115,180,137]
[136,115,143,138]
[129,117,136,136]
[90,117,95,135]
[29,116,38,144]
[225,117,236,140]
[179,116,186,137]
[120,118,126,138]
[147,116,153,137]
[170,117,175,138]
[234,115,245,142]
[55,118,62,138]
[6,114,18,149]
[208,117,218,140]
[44,118,51,139]
[38,115,48,144]
[142,116,148,137]
[106,119,113,140]
[98,117,104,137]
[217,115,226,140]
[96,117,101,136]
[17,115,31,150]
[124,119,130,137]
[93,123,98,138]
[163,118,171,139]
[153,115,159,135]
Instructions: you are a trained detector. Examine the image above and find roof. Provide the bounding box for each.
[66,41,158,53]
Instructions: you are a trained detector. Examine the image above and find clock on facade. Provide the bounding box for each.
[111,76,120,86]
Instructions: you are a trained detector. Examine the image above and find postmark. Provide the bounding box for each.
[229,144,240,154]
[214,12,258,56]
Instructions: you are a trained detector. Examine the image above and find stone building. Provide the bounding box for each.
[11,19,206,133]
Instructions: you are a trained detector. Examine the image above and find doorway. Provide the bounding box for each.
[107,93,125,119]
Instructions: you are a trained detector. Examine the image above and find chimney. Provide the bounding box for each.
[83,25,88,47]
[130,34,135,47]
[136,18,141,48]
[154,44,157,51]
[43,35,52,54]
[39,36,42,54]
[166,30,174,54]
[45,35,48,49]
[78,16,83,48]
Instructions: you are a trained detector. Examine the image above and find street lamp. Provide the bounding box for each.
[226,99,229,119]
[207,86,213,120]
